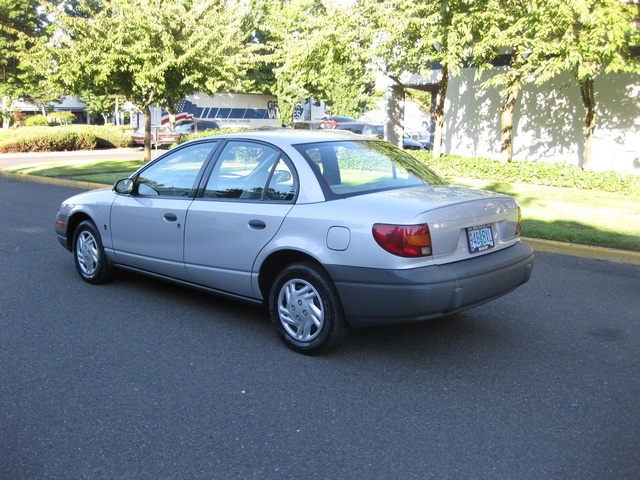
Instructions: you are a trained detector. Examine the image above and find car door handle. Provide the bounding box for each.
[164,213,178,222]
[248,219,266,230]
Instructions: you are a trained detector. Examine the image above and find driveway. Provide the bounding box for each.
[1,176,639,479]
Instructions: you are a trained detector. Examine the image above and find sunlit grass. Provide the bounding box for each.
[5,159,143,180]
[452,177,640,251]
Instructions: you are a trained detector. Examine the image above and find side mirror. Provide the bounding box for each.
[114,178,134,194]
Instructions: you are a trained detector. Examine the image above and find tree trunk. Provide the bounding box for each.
[144,106,152,162]
[432,66,448,159]
[1,96,8,129]
[500,86,520,163]
[115,96,120,126]
[579,77,595,169]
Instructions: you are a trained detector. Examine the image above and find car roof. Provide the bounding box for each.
[188,129,368,146]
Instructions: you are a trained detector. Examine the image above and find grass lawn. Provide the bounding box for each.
[452,178,640,252]
[4,159,145,186]
[4,159,639,251]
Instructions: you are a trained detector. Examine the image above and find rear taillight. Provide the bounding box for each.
[372,223,432,257]
[515,207,522,235]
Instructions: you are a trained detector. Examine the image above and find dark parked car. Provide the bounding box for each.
[334,122,425,150]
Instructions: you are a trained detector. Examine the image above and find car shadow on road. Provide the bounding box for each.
[109,269,523,363]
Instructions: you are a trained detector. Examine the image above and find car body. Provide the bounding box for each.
[334,122,425,150]
[55,131,534,354]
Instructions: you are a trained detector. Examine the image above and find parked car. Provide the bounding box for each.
[290,116,357,131]
[129,126,180,147]
[334,122,425,150]
[409,131,433,150]
[334,122,382,138]
[172,120,220,135]
[290,121,326,130]
[55,131,534,354]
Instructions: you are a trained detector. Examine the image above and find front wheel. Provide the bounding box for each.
[72,220,114,284]
[269,262,349,355]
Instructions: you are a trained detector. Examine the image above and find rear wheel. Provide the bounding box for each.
[72,220,114,284]
[269,262,349,355]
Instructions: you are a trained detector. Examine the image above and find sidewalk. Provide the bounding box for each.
[2,149,639,266]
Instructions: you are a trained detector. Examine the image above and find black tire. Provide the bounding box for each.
[72,220,114,284]
[269,262,349,355]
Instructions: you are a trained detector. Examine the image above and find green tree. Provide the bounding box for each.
[0,0,49,127]
[82,92,114,125]
[18,33,65,115]
[267,0,375,123]
[532,0,640,168]
[53,0,247,160]
[468,0,536,163]
[369,0,475,157]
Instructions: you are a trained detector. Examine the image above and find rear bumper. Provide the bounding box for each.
[326,242,534,328]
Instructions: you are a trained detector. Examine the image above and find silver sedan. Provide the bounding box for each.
[55,131,534,354]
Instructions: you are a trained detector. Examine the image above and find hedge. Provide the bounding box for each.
[0,125,133,153]
[414,151,640,196]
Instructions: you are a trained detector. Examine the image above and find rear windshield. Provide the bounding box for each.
[294,140,447,196]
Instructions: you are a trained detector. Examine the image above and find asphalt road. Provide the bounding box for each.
[1,175,639,479]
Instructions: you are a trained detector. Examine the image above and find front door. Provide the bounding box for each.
[110,141,218,279]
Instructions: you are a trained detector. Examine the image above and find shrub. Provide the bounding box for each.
[86,126,133,148]
[25,114,50,127]
[414,152,640,196]
[0,125,132,152]
[50,111,76,124]
[12,110,26,126]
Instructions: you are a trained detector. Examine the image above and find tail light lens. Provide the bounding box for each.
[372,223,432,257]
[515,207,522,235]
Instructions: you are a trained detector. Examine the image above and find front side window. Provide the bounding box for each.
[294,140,447,196]
[204,141,296,201]
[135,142,217,196]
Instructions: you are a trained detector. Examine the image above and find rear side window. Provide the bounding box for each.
[203,141,297,201]
[294,140,447,196]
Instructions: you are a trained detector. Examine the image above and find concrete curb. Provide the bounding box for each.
[0,170,107,191]
[522,237,640,266]
[2,169,639,266]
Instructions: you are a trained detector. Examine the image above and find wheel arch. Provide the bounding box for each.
[258,249,329,301]
[66,212,94,251]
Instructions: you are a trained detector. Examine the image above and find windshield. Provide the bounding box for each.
[294,140,447,196]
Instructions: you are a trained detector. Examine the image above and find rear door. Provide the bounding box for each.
[184,140,297,298]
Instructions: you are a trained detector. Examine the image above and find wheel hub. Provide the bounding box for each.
[278,280,324,342]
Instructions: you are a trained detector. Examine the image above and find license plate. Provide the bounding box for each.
[466,224,495,253]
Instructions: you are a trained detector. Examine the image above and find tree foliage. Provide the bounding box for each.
[52,0,248,159]
[528,0,640,168]
[266,0,375,122]
[0,0,50,125]
[366,0,476,157]
[0,0,638,170]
